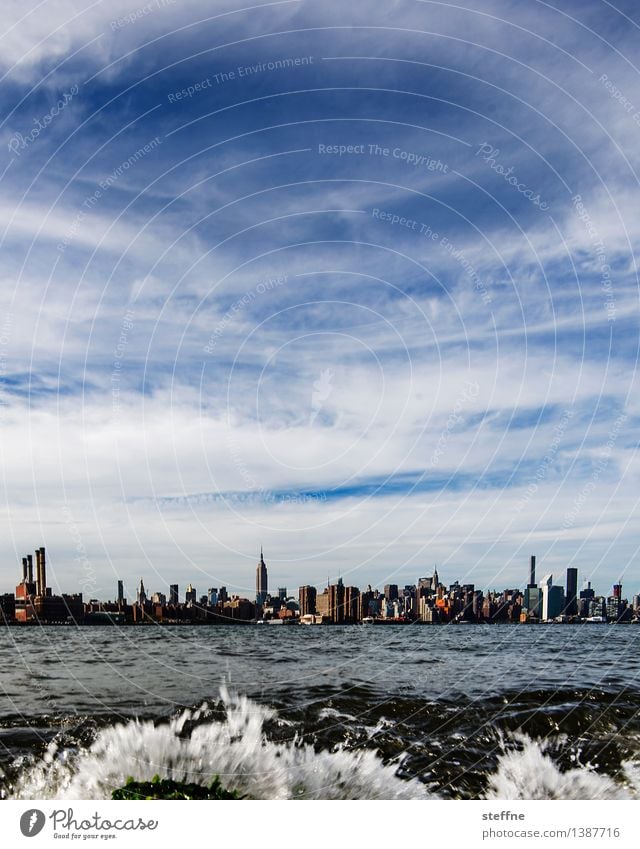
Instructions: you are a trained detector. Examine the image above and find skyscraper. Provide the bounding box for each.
[540,574,564,621]
[256,547,268,605]
[136,578,146,607]
[565,567,578,616]
[299,585,317,616]
[117,580,124,605]
[529,555,536,587]
[169,584,179,606]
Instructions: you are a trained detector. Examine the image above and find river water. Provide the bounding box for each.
[1,623,639,799]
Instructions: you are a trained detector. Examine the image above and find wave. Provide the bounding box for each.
[485,734,637,800]
[2,687,427,800]
[3,689,639,800]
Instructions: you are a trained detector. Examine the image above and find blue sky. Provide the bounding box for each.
[1,0,639,601]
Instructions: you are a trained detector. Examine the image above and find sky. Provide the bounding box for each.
[1,0,639,602]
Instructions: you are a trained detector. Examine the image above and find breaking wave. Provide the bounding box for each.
[3,687,427,800]
[3,689,639,800]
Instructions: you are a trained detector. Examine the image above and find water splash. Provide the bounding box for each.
[486,735,634,800]
[4,687,427,800]
[5,690,639,800]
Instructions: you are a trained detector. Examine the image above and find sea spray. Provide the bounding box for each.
[486,735,632,800]
[4,687,427,800]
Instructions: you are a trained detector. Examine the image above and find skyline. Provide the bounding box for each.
[1,1,640,595]
[1,542,632,604]
[3,544,635,626]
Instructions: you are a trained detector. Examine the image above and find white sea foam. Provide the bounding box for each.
[486,735,634,800]
[6,687,427,800]
[5,690,638,801]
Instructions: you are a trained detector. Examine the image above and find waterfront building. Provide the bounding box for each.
[316,588,330,619]
[607,584,624,621]
[298,585,317,616]
[169,584,179,605]
[329,579,345,623]
[344,586,360,622]
[579,582,595,617]
[540,575,564,621]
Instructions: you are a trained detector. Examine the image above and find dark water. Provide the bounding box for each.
[1,624,640,799]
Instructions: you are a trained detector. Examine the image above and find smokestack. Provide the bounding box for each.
[35,549,41,596]
[529,555,536,587]
[27,554,34,585]
[38,547,46,596]
[22,557,28,583]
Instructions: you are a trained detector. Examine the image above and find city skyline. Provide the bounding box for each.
[2,544,634,621]
[0,540,632,602]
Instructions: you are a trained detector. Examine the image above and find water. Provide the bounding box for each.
[1,624,640,799]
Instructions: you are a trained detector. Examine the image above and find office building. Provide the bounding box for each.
[256,547,268,605]
[328,579,345,624]
[529,555,536,587]
[540,574,564,621]
[299,585,317,616]
[565,568,578,616]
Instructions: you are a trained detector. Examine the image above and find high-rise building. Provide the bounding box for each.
[278,587,287,600]
[169,584,179,605]
[185,583,196,604]
[384,584,398,601]
[136,578,147,607]
[608,582,624,621]
[540,574,564,621]
[529,555,536,588]
[565,568,578,616]
[117,580,124,605]
[579,581,595,617]
[208,587,218,605]
[524,586,541,618]
[344,586,360,622]
[417,576,433,594]
[329,578,345,623]
[256,547,268,605]
[299,586,317,616]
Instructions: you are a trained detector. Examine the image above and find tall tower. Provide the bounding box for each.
[256,547,268,605]
[565,567,578,616]
[36,547,47,597]
[137,578,146,607]
[529,555,536,587]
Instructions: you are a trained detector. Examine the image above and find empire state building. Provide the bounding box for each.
[256,547,268,605]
